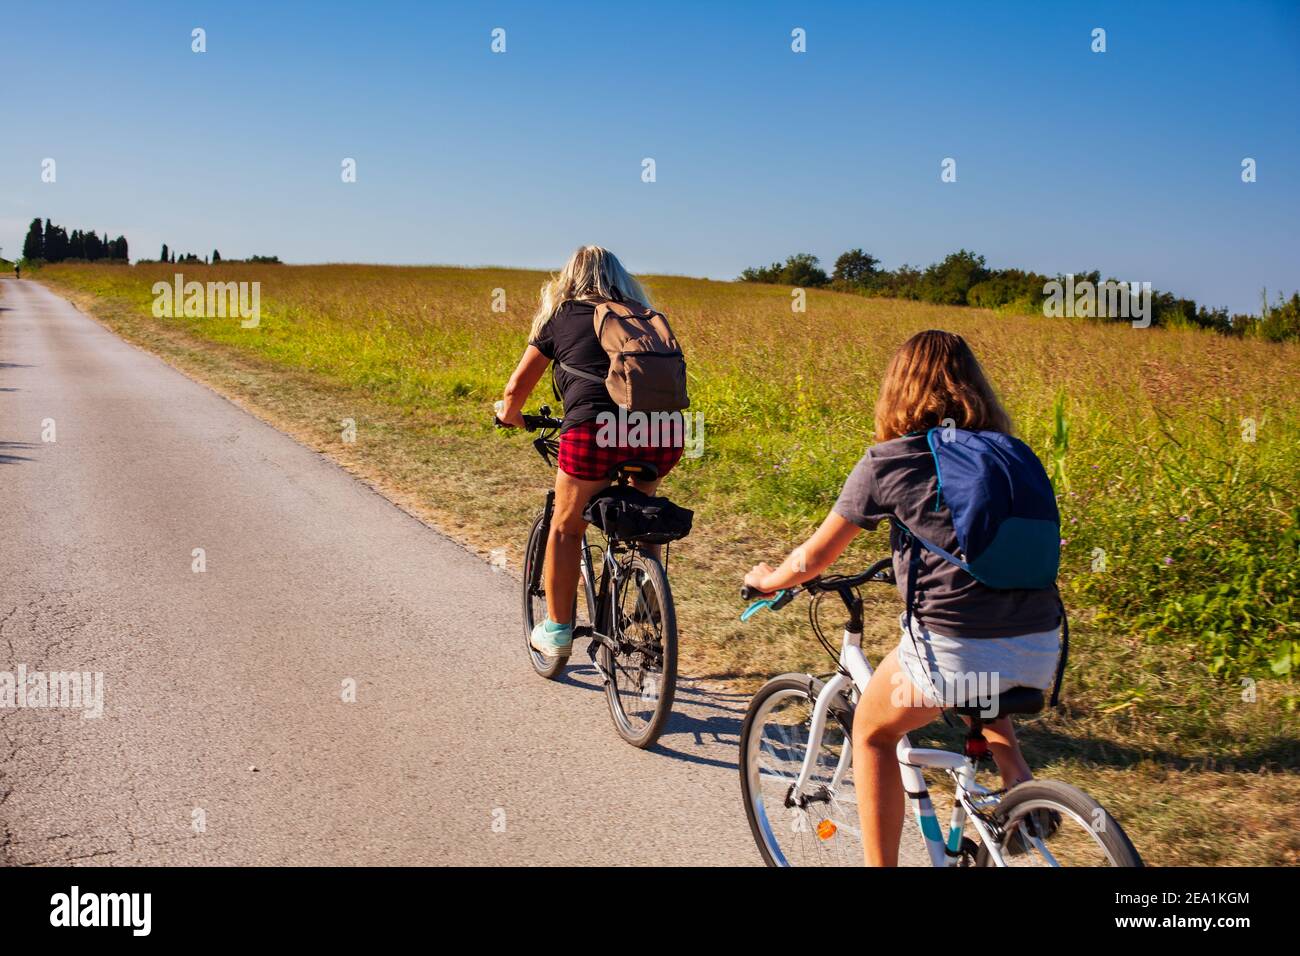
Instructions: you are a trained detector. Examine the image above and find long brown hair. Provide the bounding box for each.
[873,330,1012,442]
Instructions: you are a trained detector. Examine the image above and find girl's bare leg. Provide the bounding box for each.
[977,716,1033,788]
[545,471,609,624]
[851,650,942,866]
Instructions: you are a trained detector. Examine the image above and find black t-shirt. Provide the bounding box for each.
[529,300,618,434]
[832,433,1061,638]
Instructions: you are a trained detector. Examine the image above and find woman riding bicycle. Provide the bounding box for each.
[742,330,1063,866]
[498,246,685,658]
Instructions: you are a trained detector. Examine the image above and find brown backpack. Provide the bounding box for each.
[559,299,690,412]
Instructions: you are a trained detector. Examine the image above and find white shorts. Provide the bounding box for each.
[895,612,1061,710]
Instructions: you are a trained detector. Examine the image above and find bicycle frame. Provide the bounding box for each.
[790,626,1011,867]
[578,533,617,682]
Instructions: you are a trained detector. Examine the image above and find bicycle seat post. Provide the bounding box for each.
[964,716,989,760]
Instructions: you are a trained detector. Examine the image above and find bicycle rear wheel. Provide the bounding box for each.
[739,675,869,867]
[598,551,677,748]
[976,779,1143,867]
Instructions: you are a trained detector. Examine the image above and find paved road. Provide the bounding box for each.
[0,278,759,865]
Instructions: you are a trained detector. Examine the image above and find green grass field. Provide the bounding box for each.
[26,261,1300,864]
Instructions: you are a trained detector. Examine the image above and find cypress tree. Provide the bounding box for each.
[22,218,43,260]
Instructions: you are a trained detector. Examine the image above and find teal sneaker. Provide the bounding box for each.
[530,618,573,657]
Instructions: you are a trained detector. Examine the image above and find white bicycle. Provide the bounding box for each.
[737,560,1143,867]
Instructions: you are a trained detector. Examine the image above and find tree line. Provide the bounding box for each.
[741,250,1300,343]
[144,244,281,265]
[22,218,128,263]
[20,218,281,267]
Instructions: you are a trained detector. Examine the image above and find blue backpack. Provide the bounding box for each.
[897,427,1068,705]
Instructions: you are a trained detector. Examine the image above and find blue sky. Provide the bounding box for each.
[2,0,1297,313]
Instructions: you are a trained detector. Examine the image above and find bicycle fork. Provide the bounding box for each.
[790,630,868,809]
[529,491,555,597]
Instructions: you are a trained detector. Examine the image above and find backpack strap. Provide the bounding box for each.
[907,528,972,575]
[902,525,920,638]
[556,298,635,384]
[556,361,605,384]
[899,524,946,708]
[1050,595,1069,709]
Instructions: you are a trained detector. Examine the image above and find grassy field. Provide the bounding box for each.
[24,261,1300,865]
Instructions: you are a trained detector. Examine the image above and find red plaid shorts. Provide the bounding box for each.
[557,418,686,481]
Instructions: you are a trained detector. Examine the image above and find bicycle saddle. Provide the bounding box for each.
[953,686,1045,720]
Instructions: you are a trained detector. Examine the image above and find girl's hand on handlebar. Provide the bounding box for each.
[494,399,525,429]
[743,562,777,597]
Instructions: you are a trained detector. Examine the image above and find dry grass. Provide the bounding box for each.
[30,262,1300,865]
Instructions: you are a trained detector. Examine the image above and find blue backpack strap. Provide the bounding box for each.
[911,530,972,575]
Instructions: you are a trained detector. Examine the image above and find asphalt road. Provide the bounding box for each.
[0,278,761,865]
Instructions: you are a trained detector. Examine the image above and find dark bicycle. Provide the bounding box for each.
[497,406,684,748]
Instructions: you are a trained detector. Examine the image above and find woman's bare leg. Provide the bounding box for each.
[852,650,942,866]
[545,471,609,625]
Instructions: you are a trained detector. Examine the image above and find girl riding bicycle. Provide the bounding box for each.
[743,330,1063,867]
[498,246,685,658]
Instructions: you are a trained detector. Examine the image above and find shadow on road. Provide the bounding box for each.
[555,658,748,771]
[0,440,37,465]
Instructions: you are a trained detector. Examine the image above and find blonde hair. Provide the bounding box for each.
[529,246,651,340]
[874,330,1013,442]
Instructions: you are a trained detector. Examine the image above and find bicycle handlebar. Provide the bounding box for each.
[740,559,895,621]
[493,403,563,433]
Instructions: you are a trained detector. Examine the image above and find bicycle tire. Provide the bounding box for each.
[599,551,677,748]
[739,674,870,867]
[976,778,1143,867]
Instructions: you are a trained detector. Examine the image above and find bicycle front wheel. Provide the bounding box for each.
[976,779,1143,867]
[739,675,867,867]
[521,510,573,680]
[598,551,677,749]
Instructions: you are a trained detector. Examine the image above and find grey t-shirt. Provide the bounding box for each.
[832,433,1061,639]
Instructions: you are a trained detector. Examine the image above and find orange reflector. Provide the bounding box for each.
[816,819,837,841]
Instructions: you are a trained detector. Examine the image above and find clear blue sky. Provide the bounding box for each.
[2,0,1297,314]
